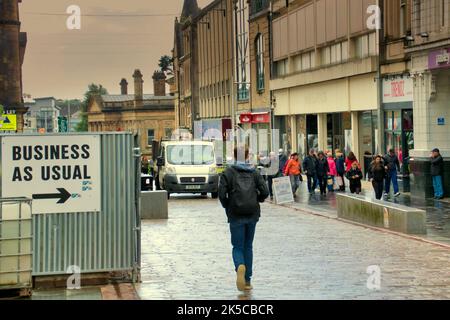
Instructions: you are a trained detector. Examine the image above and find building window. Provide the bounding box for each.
[354,33,377,59]
[147,129,155,146]
[400,0,407,36]
[274,59,288,77]
[236,0,250,101]
[255,33,265,92]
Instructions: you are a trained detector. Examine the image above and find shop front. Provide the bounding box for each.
[238,112,271,155]
[382,75,414,162]
[409,47,450,198]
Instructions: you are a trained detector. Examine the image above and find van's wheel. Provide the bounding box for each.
[155,175,161,190]
[201,192,207,196]
[211,192,219,199]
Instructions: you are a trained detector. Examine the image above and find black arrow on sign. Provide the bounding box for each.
[32,188,71,204]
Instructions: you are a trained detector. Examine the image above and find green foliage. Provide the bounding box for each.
[158,55,174,75]
[76,84,108,132]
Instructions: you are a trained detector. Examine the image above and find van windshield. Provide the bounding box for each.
[167,145,215,165]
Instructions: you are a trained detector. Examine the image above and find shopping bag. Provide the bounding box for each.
[327,177,334,186]
[336,176,344,187]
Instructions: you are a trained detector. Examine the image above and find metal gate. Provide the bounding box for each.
[0,133,141,279]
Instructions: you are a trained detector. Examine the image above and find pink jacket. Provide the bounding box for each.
[327,157,337,176]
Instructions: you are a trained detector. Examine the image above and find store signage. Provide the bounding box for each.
[382,77,413,104]
[1,135,101,214]
[437,118,445,126]
[239,113,270,124]
[272,176,294,205]
[429,48,450,70]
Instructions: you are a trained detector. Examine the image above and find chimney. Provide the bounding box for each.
[120,78,128,95]
[133,69,143,107]
[152,71,166,97]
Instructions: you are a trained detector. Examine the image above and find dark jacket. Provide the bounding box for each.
[430,155,444,177]
[368,163,386,182]
[346,168,363,185]
[279,154,288,172]
[316,157,330,177]
[336,156,345,175]
[303,155,318,176]
[383,153,400,172]
[218,163,269,222]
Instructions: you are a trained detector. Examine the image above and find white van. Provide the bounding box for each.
[154,140,219,199]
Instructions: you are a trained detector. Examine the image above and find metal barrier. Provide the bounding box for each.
[0,198,32,292]
[0,133,141,280]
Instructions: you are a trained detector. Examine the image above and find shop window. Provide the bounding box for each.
[147,129,155,146]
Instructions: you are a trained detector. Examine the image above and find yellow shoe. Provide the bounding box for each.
[245,282,253,291]
[236,265,246,292]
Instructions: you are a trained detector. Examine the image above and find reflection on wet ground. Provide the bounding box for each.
[285,181,450,245]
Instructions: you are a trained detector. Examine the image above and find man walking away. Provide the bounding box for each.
[431,148,445,200]
[284,153,302,198]
[383,148,401,198]
[369,155,386,200]
[219,146,269,292]
[316,151,330,196]
[303,149,318,195]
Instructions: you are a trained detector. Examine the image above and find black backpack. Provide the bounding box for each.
[227,167,259,216]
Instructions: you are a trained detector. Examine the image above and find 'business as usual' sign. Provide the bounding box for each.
[1,135,101,214]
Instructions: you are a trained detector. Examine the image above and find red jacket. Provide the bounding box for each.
[284,159,301,176]
[345,158,361,172]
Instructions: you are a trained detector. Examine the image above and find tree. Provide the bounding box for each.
[76,83,108,132]
[158,55,174,76]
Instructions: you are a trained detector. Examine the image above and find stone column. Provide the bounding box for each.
[351,111,360,161]
[317,113,328,152]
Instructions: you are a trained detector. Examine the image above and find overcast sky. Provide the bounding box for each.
[20,0,211,100]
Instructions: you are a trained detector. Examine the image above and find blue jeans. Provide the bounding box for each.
[230,220,257,283]
[385,170,399,194]
[290,175,301,195]
[432,175,444,198]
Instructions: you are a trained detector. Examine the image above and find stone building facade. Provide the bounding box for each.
[270,0,379,166]
[404,0,450,198]
[87,70,175,157]
[0,0,27,131]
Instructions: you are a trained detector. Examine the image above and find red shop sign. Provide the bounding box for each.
[252,113,270,123]
[239,113,252,124]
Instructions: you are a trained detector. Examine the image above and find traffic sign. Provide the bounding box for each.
[1,135,101,214]
[0,114,17,131]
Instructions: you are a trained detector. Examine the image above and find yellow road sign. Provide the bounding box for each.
[0,114,17,131]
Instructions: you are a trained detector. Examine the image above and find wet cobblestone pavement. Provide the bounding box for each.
[136,194,450,300]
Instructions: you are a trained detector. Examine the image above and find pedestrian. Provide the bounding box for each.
[266,152,279,200]
[430,148,445,200]
[303,149,318,195]
[284,152,302,198]
[383,148,401,198]
[335,149,346,191]
[346,161,363,194]
[278,149,288,176]
[327,152,337,192]
[368,155,386,200]
[218,145,269,292]
[316,151,330,196]
[345,151,360,172]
